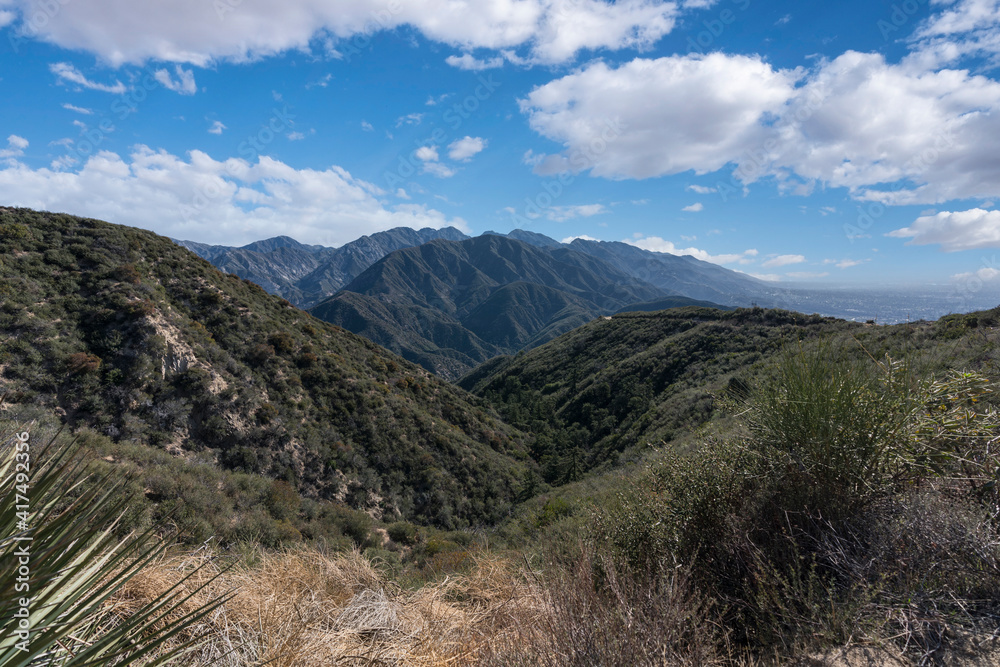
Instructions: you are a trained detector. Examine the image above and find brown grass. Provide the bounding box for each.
[107,546,544,666]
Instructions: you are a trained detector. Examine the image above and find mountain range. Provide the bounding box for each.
[174,226,470,309]
[178,227,779,377]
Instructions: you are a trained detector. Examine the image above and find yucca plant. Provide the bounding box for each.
[0,420,230,666]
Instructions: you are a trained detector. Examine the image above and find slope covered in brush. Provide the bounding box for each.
[0,207,527,527]
[310,234,665,378]
[460,307,861,483]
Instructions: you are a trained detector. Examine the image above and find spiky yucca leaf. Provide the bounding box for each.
[0,423,230,666]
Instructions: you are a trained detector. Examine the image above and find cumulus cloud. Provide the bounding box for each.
[153,65,197,95]
[516,8,1000,207]
[682,202,703,212]
[3,0,682,67]
[520,53,799,179]
[49,62,126,93]
[0,146,467,245]
[761,254,806,268]
[448,136,487,161]
[888,208,1000,251]
[762,51,1000,204]
[415,146,439,162]
[627,235,758,265]
[207,121,226,135]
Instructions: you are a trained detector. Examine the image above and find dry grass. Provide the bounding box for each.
[107,546,544,666]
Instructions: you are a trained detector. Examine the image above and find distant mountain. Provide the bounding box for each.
[564,238,769,306]
[310,235,667,378]
[2,208,526,527]
[173,226,469,308]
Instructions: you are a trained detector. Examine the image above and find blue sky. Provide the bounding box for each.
[2,0,1000,288]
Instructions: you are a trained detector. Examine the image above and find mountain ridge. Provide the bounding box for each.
[310,235,670,378]
[0,207,525,528]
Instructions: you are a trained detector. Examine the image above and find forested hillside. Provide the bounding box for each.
[0,207,527,528]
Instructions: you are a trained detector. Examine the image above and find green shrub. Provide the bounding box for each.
[735,342,915,520]
[387,521,418,546]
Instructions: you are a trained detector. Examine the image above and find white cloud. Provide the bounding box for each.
[687,184,716,194]
[0,146,467,245]
[361,120,374,132]
[918,0,1000,37]
[888,208,1000,251]
[952,266,1000,282]
[516,20,1000,206]
[396,113,424,127]
[415,146,439,162]
[627,235,758,264]
[422,161,456,178]
[448,136,487,161]
[62,103,93,115]
[50,155,78,171]
[287,131,306,141]
[0,10,15,28]
[835,259,863,269]
[307,73,332,88]
[562,234,600,242]
[520,53,799,179]
[747,272,782,282]
[682,202,703,212]
[761,254,806,268]
[0,135,28,162]
[4,0,683,67]
[395,188,410,199]
[153,65,197,95]
[546,204,607,221]
[446,54,505,70]
[49,62,126,94]
[762,51,1000,205]
[529,0,678,63]
[207,121,226,135]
